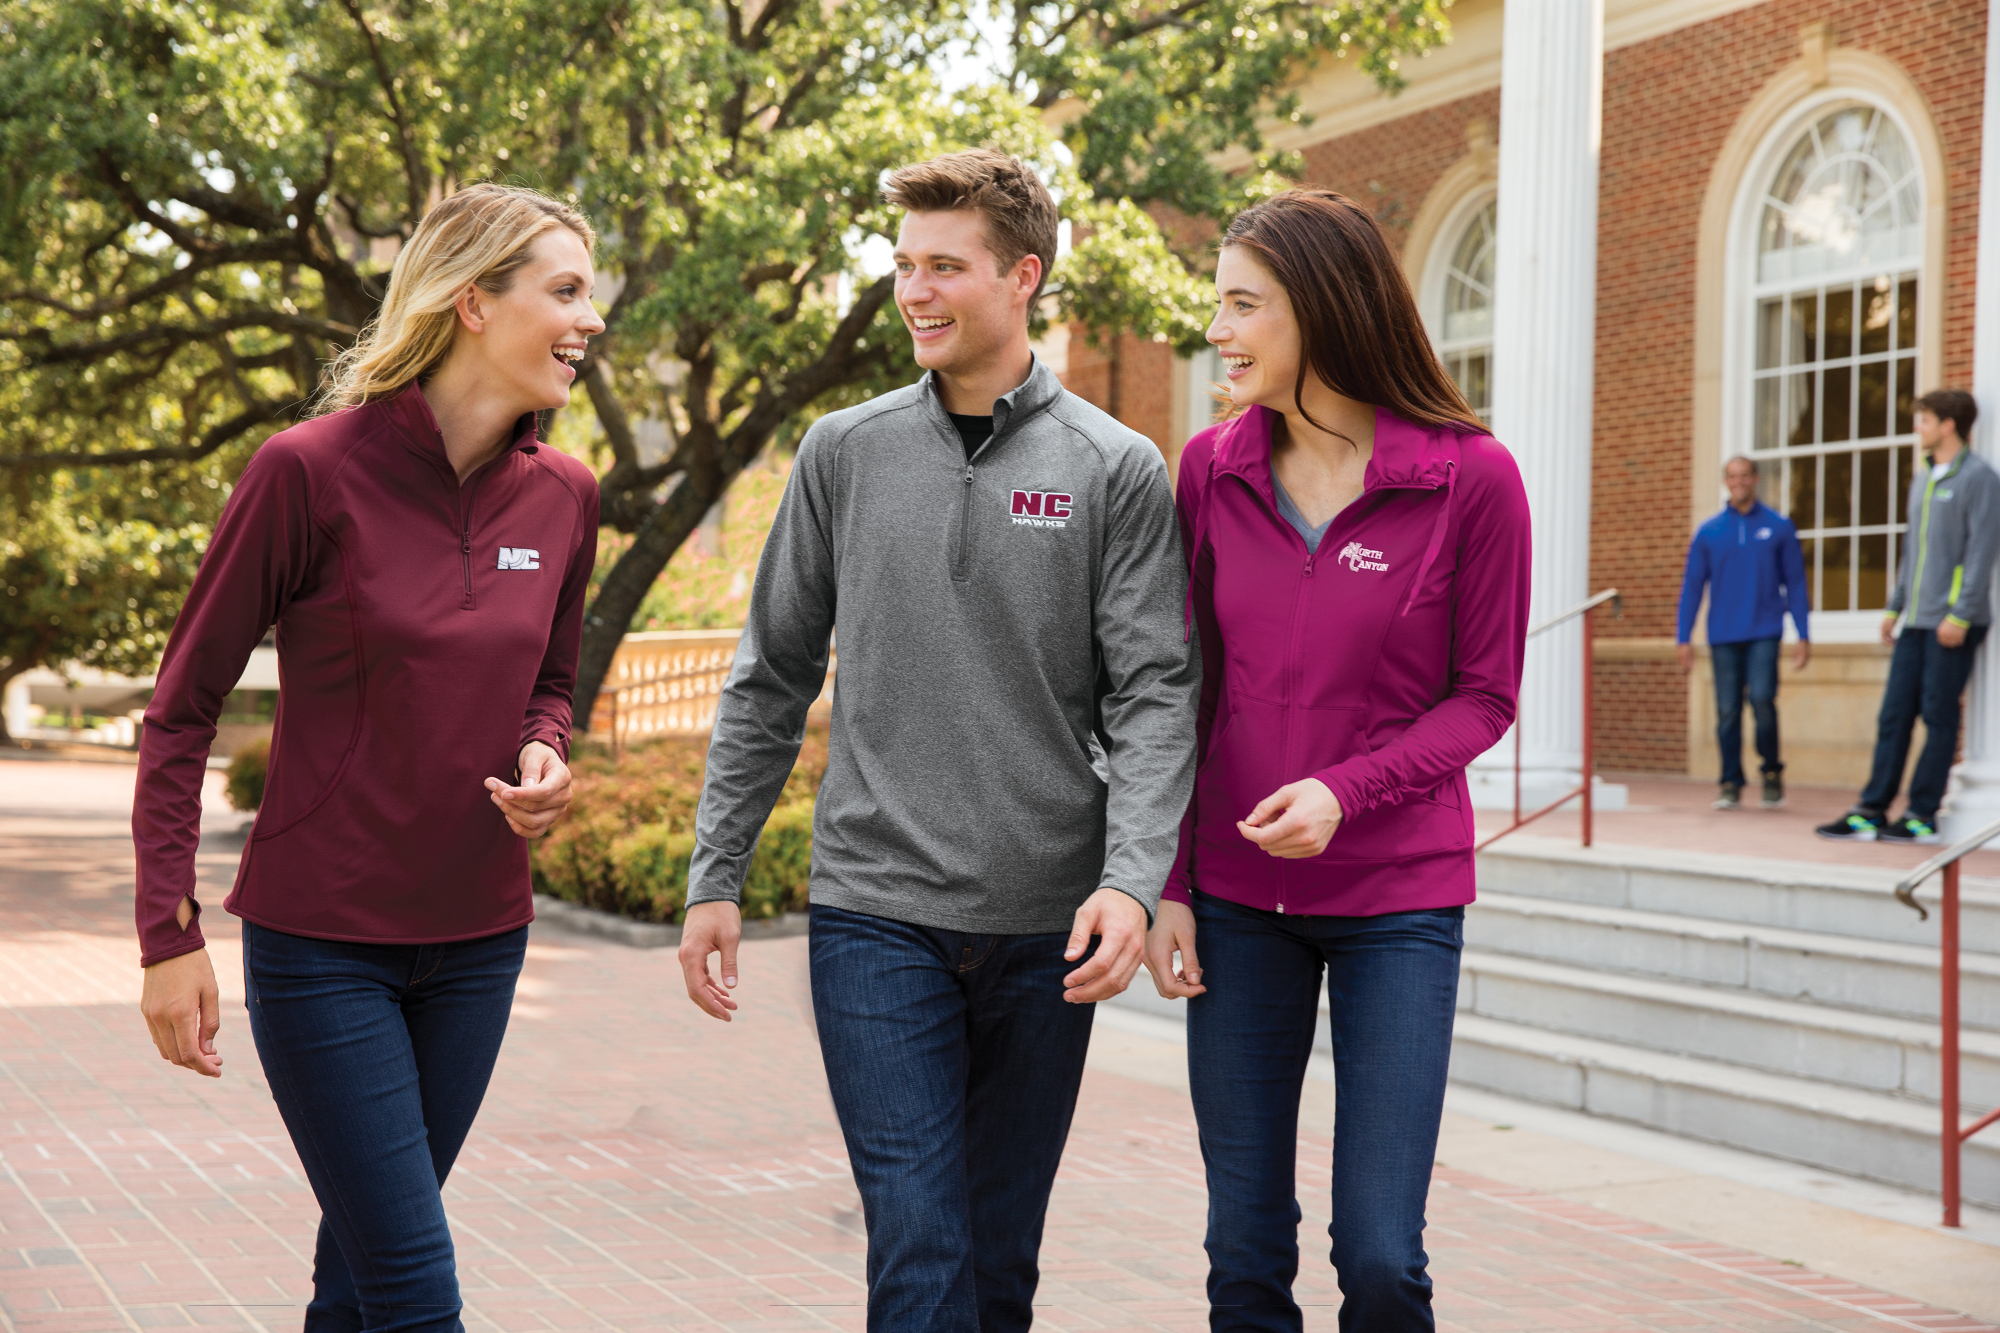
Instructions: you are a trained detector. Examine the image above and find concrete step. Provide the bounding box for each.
[1468,891,2000,1029]
[1447,1014,2000,1207]
[1476,837,2000,951]
[1459,950,2000,1111]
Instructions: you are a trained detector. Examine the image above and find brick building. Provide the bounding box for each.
[1052,0,2000,813]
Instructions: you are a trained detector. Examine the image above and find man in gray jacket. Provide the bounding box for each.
[1819,389,1999,845]
[678,149,1199,1331]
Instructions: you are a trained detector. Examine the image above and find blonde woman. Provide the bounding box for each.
[133,183,603,1332]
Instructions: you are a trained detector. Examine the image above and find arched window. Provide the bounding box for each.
[1435,197,1496,422]
[1748,103,1923,615]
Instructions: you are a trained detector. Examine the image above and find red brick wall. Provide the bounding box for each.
[1298,89,1503,257]
[1093,0,1987,774]
[1061,331,1178,463]
[1587,0,1985,770]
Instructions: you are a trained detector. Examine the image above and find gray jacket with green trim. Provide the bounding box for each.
[686,356,1200,932]
[1890,447,2000,630]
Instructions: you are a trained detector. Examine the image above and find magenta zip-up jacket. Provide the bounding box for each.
[132,386,599,966]
[1163,404,1530,917]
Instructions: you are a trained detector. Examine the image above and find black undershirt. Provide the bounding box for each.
[948,412,994,460]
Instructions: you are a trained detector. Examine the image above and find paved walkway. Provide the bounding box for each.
[1477,774,2000,878]
[3,757,1997,1331]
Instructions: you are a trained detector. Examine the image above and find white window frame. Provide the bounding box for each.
[1420,186,1498,424]
[1721,89,1929,644]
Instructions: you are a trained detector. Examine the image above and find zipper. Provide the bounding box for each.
[456,473,482,610]
[1272,549,1317,916]
[1912,460,1949,620]
[952,464,976,581]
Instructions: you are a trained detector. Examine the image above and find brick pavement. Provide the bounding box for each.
[2,757,1997,1332]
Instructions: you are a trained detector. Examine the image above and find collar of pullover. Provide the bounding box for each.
[378,383,540,474]
[1209,404,1461,505]
[918,353,1062,449]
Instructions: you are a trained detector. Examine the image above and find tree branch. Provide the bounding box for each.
[0,399,294,469]
[336,0,430,221]
[6,314,357,366]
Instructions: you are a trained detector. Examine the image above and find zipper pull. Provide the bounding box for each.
[1304,556,1314,576]
[964,467,974,483]
[1276,903,1285,914]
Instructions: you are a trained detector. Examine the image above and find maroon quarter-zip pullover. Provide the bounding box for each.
[133,386,600,966]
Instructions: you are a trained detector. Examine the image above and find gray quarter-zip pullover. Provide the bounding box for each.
[1889,448,2000,629]
[688,356,1200,931]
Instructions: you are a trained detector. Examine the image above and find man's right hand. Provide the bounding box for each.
[1882,613,1900,646]
[678,901,743,1021]
[141,947,223,1077]
[1675,643,1695,673]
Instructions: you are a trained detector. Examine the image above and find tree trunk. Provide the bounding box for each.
[572,461,746,735]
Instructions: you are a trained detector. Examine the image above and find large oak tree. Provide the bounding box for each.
[0,0,1449,725]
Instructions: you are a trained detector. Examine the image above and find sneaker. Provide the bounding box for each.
[1712,783,1742,810]
[1879,815,1944,845]
[1761,776,1785,809]
[1815,812,1883,841]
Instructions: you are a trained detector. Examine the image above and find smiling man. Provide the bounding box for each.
[678,149,1199,1331]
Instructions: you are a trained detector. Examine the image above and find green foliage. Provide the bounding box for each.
[1,0,1452,721]
[0,471,211,736]
[225,736,271,812]
[532,728,826,921]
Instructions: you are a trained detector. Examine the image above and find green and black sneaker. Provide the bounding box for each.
[1879,815,1944,846]
[1814,812,1883,842]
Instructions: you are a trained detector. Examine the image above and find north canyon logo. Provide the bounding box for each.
[1338,541,1389,573]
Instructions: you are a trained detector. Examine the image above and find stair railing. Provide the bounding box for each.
[1475,588,1621,853]
[1894,814,2000,1227]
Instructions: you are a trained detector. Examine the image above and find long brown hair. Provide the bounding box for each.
[1220,189,1484,437]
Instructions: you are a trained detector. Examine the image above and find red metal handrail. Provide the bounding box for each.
[1895,819,2000,1227]
[1476,589,1621,853]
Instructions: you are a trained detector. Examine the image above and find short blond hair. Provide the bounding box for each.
[883,150,1058,303]
[315,184,596,414]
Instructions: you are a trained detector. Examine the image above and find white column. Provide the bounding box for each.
[1469,0,1606,810]
[1944,0,2000,843]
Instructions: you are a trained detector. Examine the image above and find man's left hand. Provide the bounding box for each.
[1792,640,1812,671]
[1239,778,1344,859]
[485,741,574,838]
[1939,620,1969,649]
[1062,888,1148,1004]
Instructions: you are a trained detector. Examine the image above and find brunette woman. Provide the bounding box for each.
[134,183,603,1333]
[1143,189,1531,1332]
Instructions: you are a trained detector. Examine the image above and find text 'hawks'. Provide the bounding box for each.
[1011,490,1073,529]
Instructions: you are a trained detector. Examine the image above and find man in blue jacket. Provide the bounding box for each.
[1677,455,1810,810]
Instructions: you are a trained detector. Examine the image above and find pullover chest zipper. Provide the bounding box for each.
[953,463,976,580]
[455,474,483,611]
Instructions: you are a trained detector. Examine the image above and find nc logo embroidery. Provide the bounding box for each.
[1756,527,1773,540]
[1338,541,1389,573]
[497,547,541,570]
[1010,490,1073,529]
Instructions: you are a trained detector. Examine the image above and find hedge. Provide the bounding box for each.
[531,730,824,924]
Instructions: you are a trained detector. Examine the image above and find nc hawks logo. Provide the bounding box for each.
[1011,490,1073,530]
[1338,541,1389,573]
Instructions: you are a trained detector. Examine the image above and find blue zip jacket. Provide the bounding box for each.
[1676,500,1810,645]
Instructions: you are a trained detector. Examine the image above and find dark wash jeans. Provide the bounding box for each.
[243,921,526,1333]
[808,903,1097,1333]
[1859,622,1991,821]
[1711,637,1782,787]
[1185,891,1463,1333]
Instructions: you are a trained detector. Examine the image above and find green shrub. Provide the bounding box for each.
[225,737,270,812]
[531,727,825,923]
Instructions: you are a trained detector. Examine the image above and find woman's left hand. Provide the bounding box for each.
[1238,778,1343,859]
[486,741,573,838]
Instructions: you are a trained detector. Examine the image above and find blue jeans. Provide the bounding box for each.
[1711,637,1781,787]
[243,922,526,1333]
[1859,623,1990,821]
[808,903,1098,1333]
[1186,891,1463,1333]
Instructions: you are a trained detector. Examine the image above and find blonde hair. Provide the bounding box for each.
[315,184,597,414]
